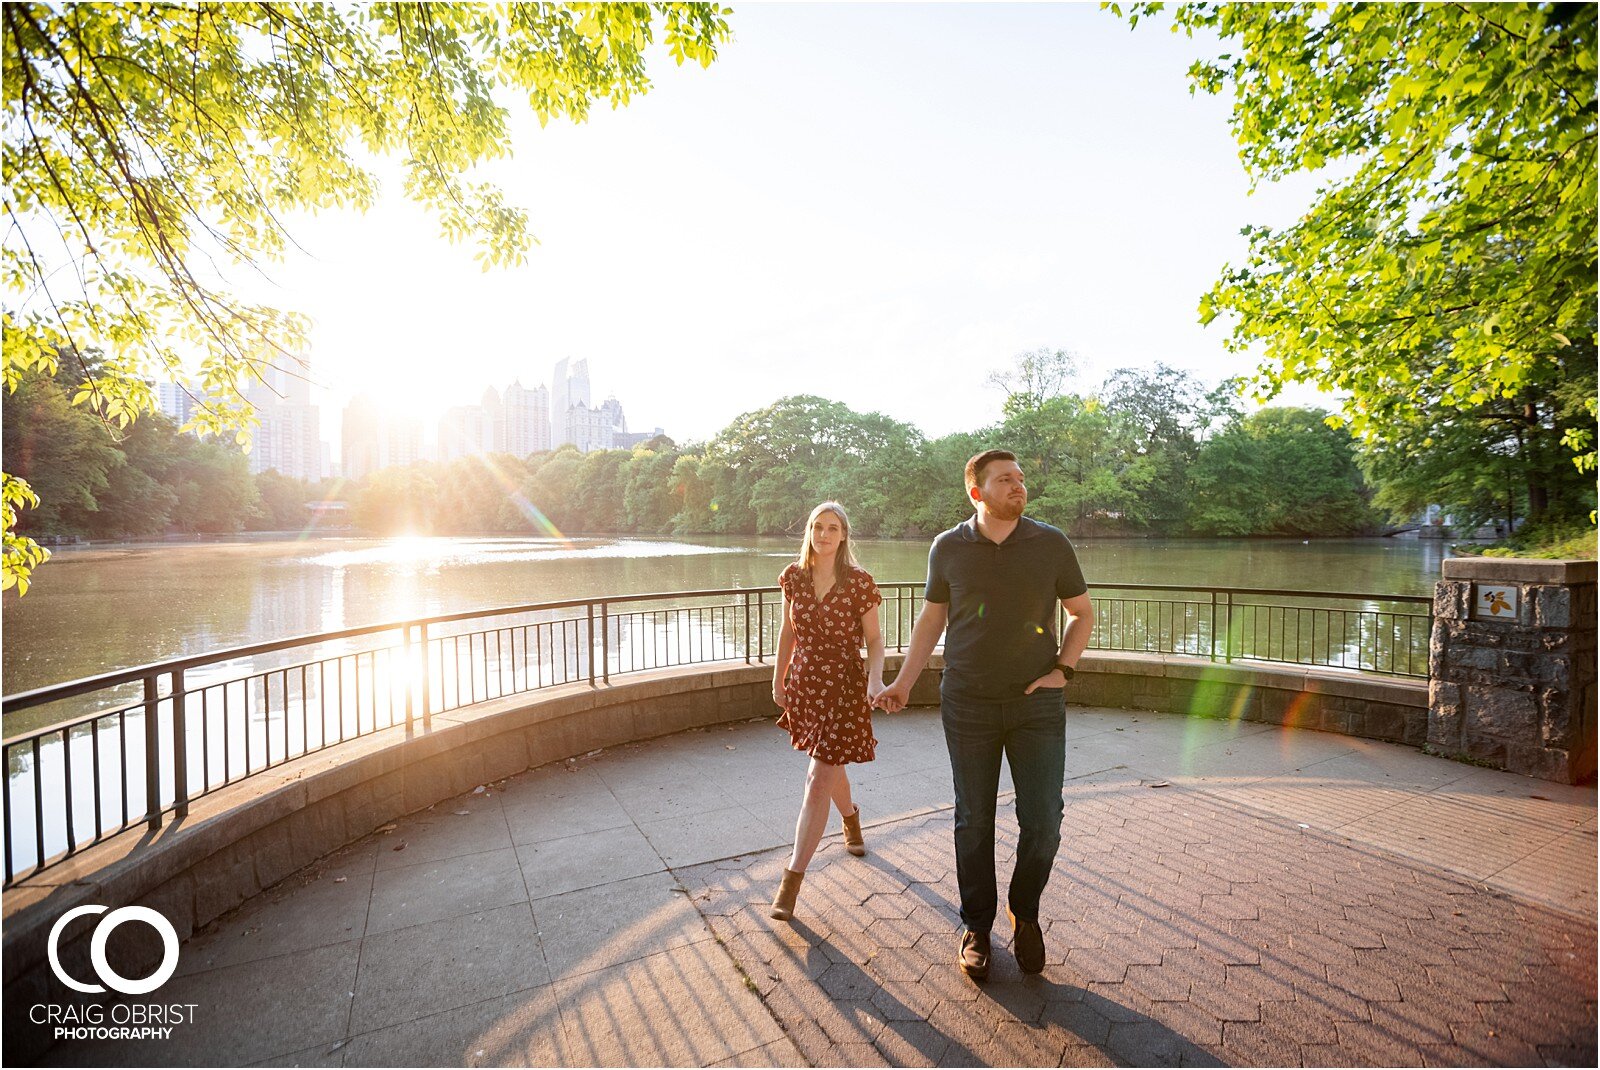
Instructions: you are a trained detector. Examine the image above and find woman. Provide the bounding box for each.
[769,501,885,921]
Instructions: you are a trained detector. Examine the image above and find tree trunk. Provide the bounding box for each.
[1524,403,1549,520]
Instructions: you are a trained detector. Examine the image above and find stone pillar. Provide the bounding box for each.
[1429,558,1596,783]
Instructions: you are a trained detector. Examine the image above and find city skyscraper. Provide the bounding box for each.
[438,403,495,462]
[480,386,504,455]
[155,381,193,427]
[551,358,591,447]
[337,360,654,479]
[341,394,421,481]
[564,395,634,453]
[503,379,551,456]
[245,362,324,480]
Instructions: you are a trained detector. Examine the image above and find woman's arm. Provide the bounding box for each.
[772,592,796,708]
[861,602,886,705]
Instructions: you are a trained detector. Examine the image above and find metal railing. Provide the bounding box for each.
[2,582,1430,884]
[1086,584,1433,677]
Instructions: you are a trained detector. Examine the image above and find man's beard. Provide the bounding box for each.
[985,496,1026,522]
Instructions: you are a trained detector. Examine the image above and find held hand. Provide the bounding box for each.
[874,679,909,713]
[866,679,886,707]
[1023,668,1067,695]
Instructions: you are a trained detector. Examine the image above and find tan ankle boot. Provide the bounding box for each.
[842,806,866,856]
[770,868,804,921]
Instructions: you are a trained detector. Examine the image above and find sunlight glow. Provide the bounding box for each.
[467,454,570,544]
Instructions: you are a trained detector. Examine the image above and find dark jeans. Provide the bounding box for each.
[940,686,1066,934]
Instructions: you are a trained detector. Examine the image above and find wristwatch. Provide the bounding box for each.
[1054,662,1076,681]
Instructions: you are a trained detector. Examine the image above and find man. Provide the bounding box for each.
[874,449,1093,980]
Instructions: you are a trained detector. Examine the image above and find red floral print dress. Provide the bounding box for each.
[777,562,882,765]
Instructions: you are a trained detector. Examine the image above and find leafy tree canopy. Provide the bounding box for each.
[1,1,732,591]
[1116,3,1597,467]
[1186,406,1381,537]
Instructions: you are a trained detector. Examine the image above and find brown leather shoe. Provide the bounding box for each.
[958,928,990,981]
[842,806,866,857]
[770,868,804,921]
[1008,905,1045,974]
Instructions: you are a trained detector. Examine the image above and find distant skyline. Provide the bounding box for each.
[233,3,1341,460]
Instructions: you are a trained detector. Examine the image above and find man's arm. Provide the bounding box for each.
[1023,591,1096,694]
[873,600,948,712]
[1058,591,1094,666]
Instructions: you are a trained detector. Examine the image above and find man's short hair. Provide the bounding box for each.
[965,449,1017,492]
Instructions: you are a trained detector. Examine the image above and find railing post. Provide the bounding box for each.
[1223,593,1234,664]
[1209,591,1217,662]
[757,592,766,661]
[743,591,752,665]
[404,625,414,733]
[600,601,610,684]
[143,673,162,830]
[419,622,432,728]
[587,602,596,687]
[900,585,909,652]
[171,668,188,819]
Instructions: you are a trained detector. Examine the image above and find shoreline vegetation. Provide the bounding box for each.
[31,528,1497,552]
[6,363,1594,573]
[1453,518,1598,561]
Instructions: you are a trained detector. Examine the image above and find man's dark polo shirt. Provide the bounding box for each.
[925,514,1088,701]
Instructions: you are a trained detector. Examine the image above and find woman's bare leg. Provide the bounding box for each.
[789,758,844,872]
[829,767,856,818]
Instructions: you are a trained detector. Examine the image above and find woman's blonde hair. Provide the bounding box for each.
[798,500,858,583]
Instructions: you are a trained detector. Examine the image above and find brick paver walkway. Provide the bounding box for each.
[684,774,1595,1066]
[39,706,1596,1068]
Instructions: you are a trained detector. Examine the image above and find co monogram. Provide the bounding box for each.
[47,906,179,996]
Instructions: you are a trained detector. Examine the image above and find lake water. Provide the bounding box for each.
[2,533,1455,701]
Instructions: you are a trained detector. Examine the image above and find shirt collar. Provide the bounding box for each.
[958,514,1043,545]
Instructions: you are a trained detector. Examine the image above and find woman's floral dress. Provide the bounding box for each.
[777,562,881,765]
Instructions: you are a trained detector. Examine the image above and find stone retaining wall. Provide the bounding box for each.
[2,652,1423,1064]
[1428,558,1597,784]
[1072,652,1428,745]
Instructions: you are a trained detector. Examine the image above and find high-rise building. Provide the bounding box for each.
[480,386,504,454]
[245,362,324,480]
[567,400,610,453]
[341,395,422,482]
[438,404,495,462]
[438,381,551,461]
[550,359,569,445]
[551,358,591,447]
[155,381,193,427]
[567,395,631,453]
[503,380,551,457]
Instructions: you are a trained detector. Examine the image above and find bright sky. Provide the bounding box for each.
[255,2,1341,456]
